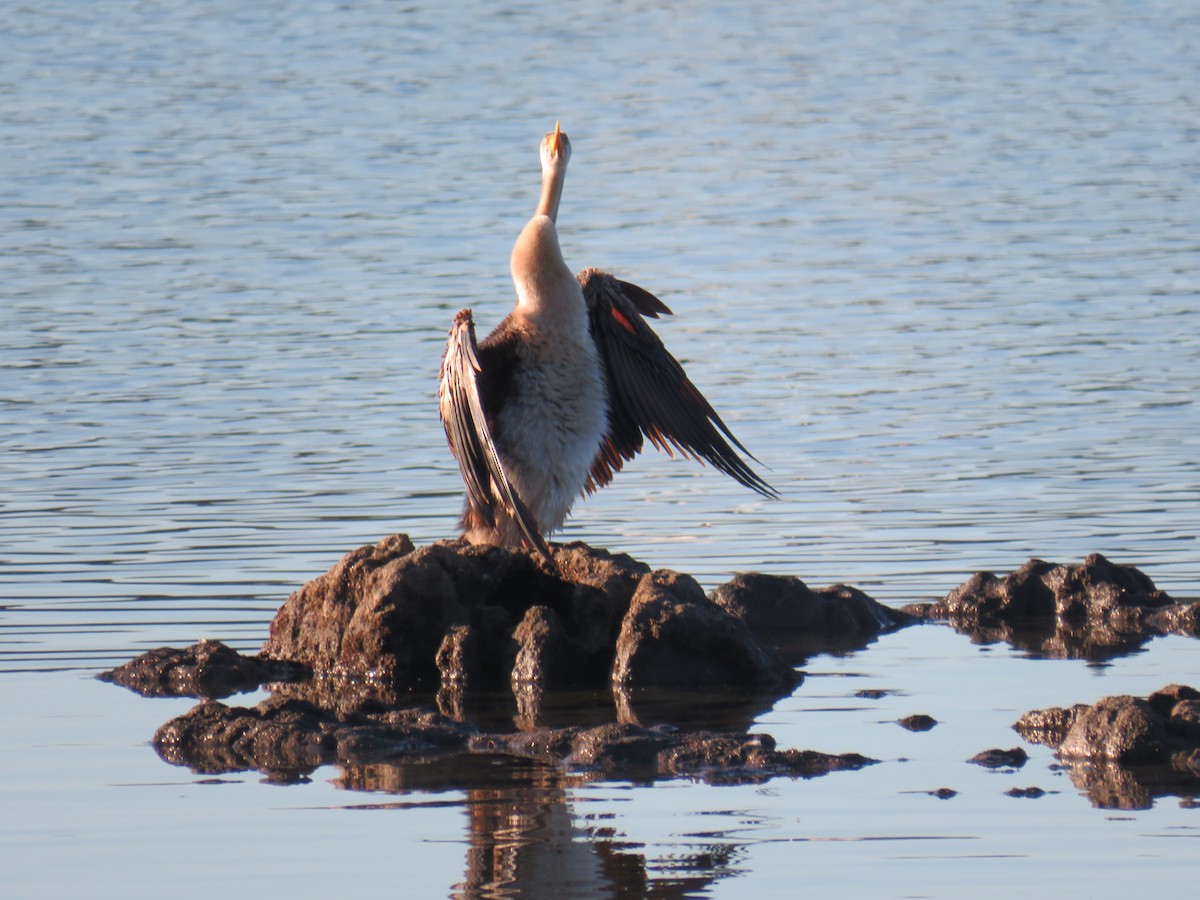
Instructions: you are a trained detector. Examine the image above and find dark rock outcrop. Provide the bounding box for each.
[903,554,1200,661]
[153,695,476,777]
[1006,787,1048,798]
[152,697,876,787]
[474,723,876,785]
[1014,684,1200,808]
[261,536,801,703]
[611,570,800,692]
[711,573,914,661]
[96,639,306,699]
[968,747,1028,769]
[897,714,938,732]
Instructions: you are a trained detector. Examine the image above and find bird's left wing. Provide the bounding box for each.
[438,309,553,561]
[580,268,778,498]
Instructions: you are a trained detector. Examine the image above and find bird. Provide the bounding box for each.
[438,122,776,562]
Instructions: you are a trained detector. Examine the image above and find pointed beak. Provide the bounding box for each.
[548,121,565,158]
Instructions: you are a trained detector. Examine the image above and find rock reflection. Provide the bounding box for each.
[1055,758,1200,811]
[928,618,1156,663]
[904,554,1200,662]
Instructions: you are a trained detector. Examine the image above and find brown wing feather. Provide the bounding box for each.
[578,268,778,498]
[438,309,554,561]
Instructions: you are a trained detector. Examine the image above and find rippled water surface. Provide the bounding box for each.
[3,1,1199,897]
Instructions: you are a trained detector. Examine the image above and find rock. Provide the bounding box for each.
[1006,787,1047,798]
[931,788,958,799]
[262,536,542,686]
[1014,704,1088,748]
[1015,685,1200,809]
[511,605,583,691]
[96,639,306,699]
[472,723,877,785]
[261,537,796,702]
[897,714,938,732]
[903,554,1198,661]
[711,573,914,660]
[153,694,477,776]
[1058,696,1173,764]
[933,554,1172,622]
[152,696,876,787]
[611,570,800,692]
[968,747,1029,769]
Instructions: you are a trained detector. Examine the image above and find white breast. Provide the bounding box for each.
[497,324,606,534]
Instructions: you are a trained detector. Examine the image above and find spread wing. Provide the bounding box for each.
[579,268,778,498]
[438,309,553,560]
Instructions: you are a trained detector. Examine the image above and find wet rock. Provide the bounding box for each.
[969,747,1029,769]
[1058,696,1173,763]
[855,689,890,699]
[96,639,306,699]
[262,536,537,685]
[472,723,877,785]
[897,714,938,732]
[1006,787,1047,798]
[936,554,1171,621]
[153,695,877,787]
[902,554,1198,661]
[511,605,583,691]
[711,573,914,661]
[660,739,876,785]
[611,570,800,692]
[153,694,477,776]
[1013,704,1087,748]
[261,537,796,702]
[1015,685,1200,809]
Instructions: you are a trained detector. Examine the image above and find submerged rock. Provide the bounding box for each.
[477,723,876,785]
[152,696,876,787]
[1006,787,1048,799]
[1014,684,1200,808]
[903,554,1200,661]
[968,747,1029,769]
[153,694,476,777]
[96,639,306,699]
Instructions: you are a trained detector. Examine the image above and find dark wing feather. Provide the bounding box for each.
[438,309,554,561]
[578,268,778,498]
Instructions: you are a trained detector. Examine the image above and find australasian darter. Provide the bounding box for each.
[438,123,776,561]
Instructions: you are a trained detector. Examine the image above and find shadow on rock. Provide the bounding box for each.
[903,554,1200,662]
[1014,684,1200,809]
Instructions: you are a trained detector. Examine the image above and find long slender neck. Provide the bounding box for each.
[535,162,564,222]
[510,154,584,327]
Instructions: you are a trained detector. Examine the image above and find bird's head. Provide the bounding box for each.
[540,121,571,172]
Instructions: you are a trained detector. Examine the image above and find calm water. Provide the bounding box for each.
[3,0,1199,896]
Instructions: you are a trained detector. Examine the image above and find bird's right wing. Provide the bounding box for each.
[438,309,553,560]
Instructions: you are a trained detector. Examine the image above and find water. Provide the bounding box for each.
[2,0,1199,895]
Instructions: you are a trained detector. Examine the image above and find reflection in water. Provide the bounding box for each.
[935,617,1156,664]
[146,672,856,896]
[333,756,739,899]
[1057,758,1200,811]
